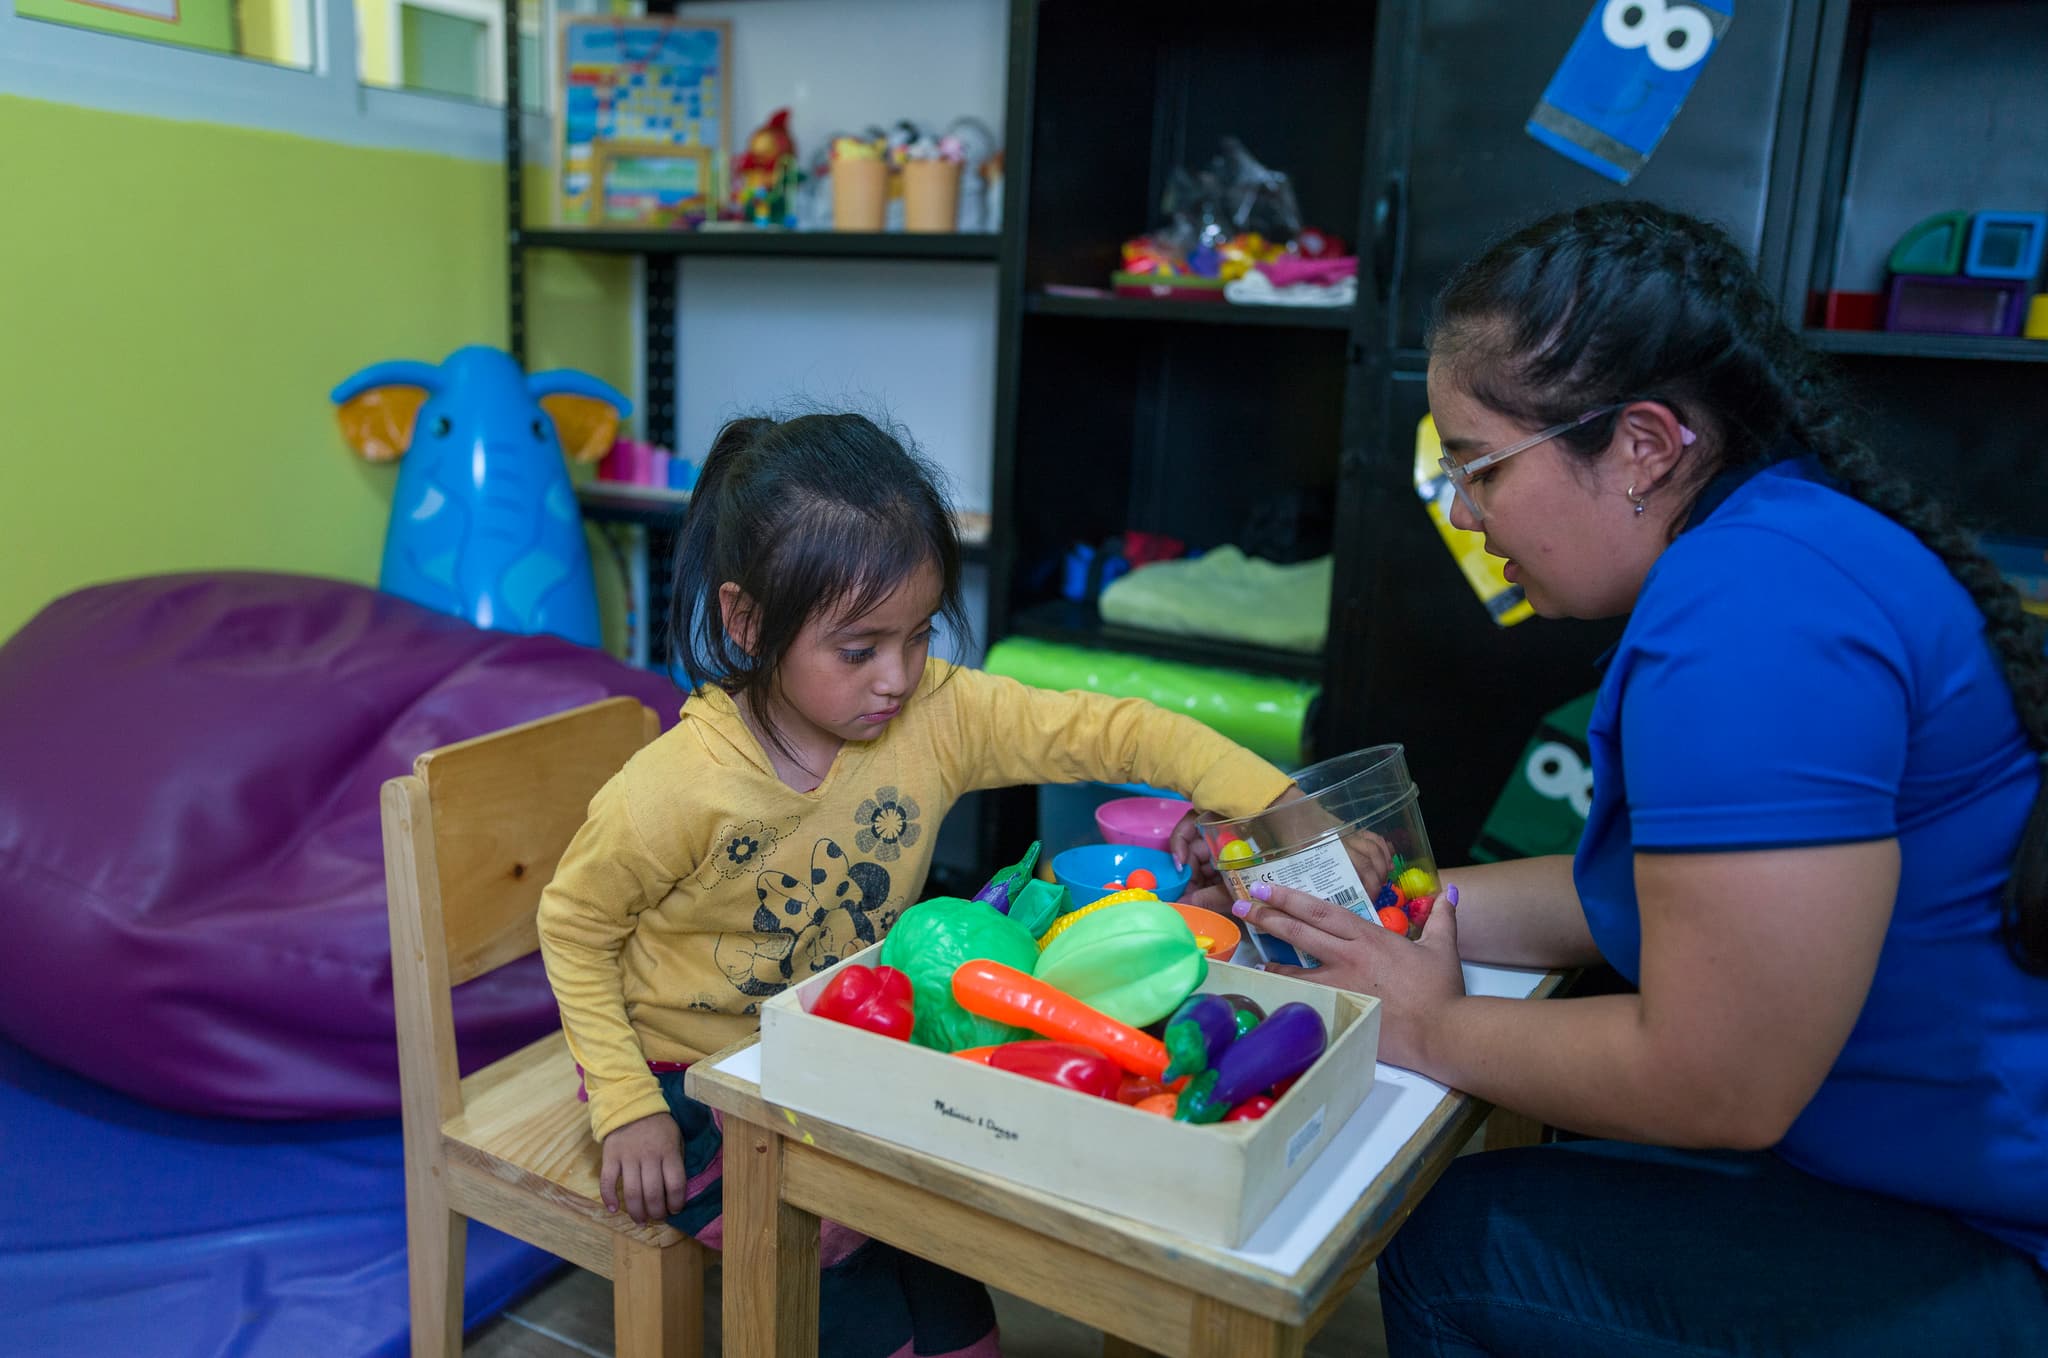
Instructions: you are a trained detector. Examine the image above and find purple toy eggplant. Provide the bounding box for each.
[1209,1001,1327,1108]
[1162,993,1239,1082]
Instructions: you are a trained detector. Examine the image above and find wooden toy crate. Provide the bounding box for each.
[759,945,1380,1248]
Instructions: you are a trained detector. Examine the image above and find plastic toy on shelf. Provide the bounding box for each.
[730,107,799,228]
[1106,136,1350,306]
[1880,209,2047,338]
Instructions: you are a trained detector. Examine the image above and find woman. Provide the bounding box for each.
[1232,202,2048,1353]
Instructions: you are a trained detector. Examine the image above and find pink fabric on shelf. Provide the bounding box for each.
[1257,255,1359,287]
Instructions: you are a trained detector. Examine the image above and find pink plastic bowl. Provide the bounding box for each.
[1093,795,1193,851]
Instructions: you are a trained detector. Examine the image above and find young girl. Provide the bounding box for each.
[537,412,1294,1358]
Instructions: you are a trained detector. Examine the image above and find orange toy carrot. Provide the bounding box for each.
[949,959,1168,1080]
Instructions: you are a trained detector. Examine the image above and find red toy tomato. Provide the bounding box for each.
[1222,1095,1275,1122]
[1126,867,1158,891]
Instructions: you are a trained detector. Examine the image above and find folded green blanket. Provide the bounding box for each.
[1098,547,1332,654]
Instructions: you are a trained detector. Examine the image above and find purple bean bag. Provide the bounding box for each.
[0,573,680,1119]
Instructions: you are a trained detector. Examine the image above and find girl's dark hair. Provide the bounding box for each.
[668,412,970,758]
[1428,199,2048,975]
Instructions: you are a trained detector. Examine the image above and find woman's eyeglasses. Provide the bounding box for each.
[1436,405,1624,522]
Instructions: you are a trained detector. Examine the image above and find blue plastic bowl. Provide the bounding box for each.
[1050,843,1190,908]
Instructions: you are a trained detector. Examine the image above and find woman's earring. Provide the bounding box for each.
[1627,483,1647,516]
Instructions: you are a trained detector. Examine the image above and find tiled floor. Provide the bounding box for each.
[465,1259,1388,1358]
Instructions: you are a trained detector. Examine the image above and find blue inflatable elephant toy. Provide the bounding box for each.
[331,346,630,649]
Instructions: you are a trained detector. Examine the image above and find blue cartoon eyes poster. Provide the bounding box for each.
[1527,0,1733,184]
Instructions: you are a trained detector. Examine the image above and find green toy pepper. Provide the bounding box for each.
[879,896,1040,1051]
[1005,877,1069,940]
[1031,900,1206,1028]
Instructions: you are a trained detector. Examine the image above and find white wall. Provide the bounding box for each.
[664,0,1009,664]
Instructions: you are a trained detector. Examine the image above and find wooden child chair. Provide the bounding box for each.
[381,696,708,1358]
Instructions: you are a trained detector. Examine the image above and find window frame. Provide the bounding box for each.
[0,0,548,162]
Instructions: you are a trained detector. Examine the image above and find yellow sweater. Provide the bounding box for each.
[537,659,1292,1140]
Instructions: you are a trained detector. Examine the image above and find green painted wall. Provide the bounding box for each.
[0,94,633,644]
[15,0,235,55]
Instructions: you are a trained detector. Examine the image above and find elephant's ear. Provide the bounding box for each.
[331,360,443,463]
[336,386,429,463]
[538,394,622,463]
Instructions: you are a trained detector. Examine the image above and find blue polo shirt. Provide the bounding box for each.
[1574,454,2048,1267]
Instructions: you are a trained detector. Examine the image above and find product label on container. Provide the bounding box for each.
[1226,837,1380,968]
[1286,1105,1328,1169]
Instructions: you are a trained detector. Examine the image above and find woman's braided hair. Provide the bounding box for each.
[1428,199,2048,974]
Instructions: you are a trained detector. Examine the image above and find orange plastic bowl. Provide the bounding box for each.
[1170,902,1241,963]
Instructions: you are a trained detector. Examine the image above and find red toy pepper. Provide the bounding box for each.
[1223,1095,1275,1122]
[811,964,914,1041]
[986,1041,1122,1100]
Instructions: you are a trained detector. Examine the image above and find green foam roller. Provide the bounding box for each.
[984,637,1315,766]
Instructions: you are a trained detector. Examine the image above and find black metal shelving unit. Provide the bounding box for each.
[523,228,1002,261]
[502,0,1015,671]
[1023,293,1358,330]
[1005,600,1326,683]
[1803,331,2048,363]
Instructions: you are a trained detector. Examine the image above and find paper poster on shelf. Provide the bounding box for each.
[557,16,729,226]
[1414,415,1534,629]
[1526,0,1732,184]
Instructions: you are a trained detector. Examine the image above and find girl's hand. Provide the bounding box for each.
[1173,784,1304,910]
[600,1111,686,1224]
[1168,809,1216,878]
[1237,881,1467,1071]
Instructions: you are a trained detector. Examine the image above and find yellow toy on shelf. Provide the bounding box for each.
[1414,414,1536,628]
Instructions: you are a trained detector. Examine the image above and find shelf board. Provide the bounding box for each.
[1005,599,1324,682]
[577,483,691,526]
[1026,292,1356,330]
[574,485,989,561]
[1804,330,2048,363]
[521,228,1001,261]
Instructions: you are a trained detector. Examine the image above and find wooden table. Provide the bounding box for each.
[688,968,1562,1358]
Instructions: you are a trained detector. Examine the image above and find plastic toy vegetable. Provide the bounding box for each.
[986,1041,1121,1100]
[1217,993,1267,1038]
[1210,1002,1328,1109]
[1035,887,1158,948]
[1115,1072,1177,1105]
[1172,1069,1229,1124]
[1133,1092,1178,1117]
[1033,900,1207,1027]
[810,964,914,1040]
[1161,993,1239,1082]
[950,959,1168,1080]
[1005,877,1070,941]
[880,897,1041,1051]
[972,841,1042,916]
[1223,1095,1275,1122]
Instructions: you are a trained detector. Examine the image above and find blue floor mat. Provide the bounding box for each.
[0,1039,563,1358]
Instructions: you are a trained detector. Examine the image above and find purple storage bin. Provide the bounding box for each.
[1885,274,2027,337]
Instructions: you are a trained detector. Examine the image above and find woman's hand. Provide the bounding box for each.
[1238,881,1467,1071]
[600,1111,686,1224]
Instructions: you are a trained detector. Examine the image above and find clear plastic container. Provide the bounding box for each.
[1198,744,1442,968]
